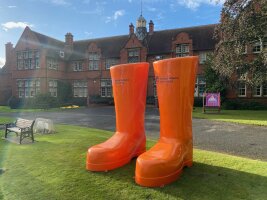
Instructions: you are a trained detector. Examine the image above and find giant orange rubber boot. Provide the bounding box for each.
[86,62,149,171]
[135,57,198,187]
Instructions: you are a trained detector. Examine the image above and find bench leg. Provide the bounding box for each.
[5,126,8,138]
[31,131,34,143]
[20,133,23,144]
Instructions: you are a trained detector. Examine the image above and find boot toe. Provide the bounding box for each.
[135,142,184,187]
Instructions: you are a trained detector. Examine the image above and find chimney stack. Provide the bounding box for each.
[129,23,134,35]
[65,33,73,53]
[149,20,154,35]
[5,42,13,66]
[65,32,73,46]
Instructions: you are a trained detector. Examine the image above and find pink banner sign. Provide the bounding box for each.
[205,93,220,107]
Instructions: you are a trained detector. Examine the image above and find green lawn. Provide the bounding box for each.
[0,123,266,200]
[0,106,78,113]
[0,106,48,113]
[193,107,267,126]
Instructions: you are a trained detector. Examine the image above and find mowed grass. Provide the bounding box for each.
[0,106,75,113]
[0,123,266,200]
[193,107,267,126]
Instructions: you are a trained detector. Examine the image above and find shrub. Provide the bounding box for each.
[8,96,23,109]
[71,97,88,106]
[8,93,59,109]
[89,95,114,105]
[222,99,267,110]
[194,97,203,107]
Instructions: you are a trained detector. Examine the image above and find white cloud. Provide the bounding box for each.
[147,7,157,12]
[177,0,225,10]
[114,10,125,20]
[0,57,5,68]
[1,21,34,31]
[8,5,16,8]
[84,31,93,37]
[50,0,70,6]
[106,10,125,23]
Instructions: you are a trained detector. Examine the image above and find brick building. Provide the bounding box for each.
[0,15,266,105]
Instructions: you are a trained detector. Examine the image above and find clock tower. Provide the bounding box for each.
[136,14,147,41]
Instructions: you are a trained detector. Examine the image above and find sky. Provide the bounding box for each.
[0,0,225,68]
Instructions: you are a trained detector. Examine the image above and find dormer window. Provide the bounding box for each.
[88,52,100,70]
[176,44,189,57]
[128,48,140,63]
[60,51,65,58]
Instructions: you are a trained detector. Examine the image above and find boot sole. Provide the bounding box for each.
[135,160,193,187]
[87,149,146,172]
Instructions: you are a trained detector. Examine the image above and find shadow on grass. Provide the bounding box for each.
[98,159,267,200]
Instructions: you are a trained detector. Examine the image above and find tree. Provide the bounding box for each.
[204,53,227,101]
[213,0,267,87]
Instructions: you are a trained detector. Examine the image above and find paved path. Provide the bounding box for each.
[1,106,266,161]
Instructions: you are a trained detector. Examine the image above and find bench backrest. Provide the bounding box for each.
[15,118,35,129]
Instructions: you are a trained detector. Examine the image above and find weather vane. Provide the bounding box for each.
[141,0,143,16]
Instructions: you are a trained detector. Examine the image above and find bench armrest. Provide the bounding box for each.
[5,123,16,128]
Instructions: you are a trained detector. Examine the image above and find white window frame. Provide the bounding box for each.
[17,79,41,98]
[48,80,57,97]
[253,85,262,97]
[253,41,261,54]
[199,52,207,64]
[60,51,65,58]
[73,61,83,71]
[47,58,59,70]
[128,49,140,63]
[89,52,100,70]
[73,80,88,98]
[253,82,267,97]
[238,81,247,97]
[100,79,112,97]
[176,44,189,57]
[17,50,40,70]
[105,58,119,70]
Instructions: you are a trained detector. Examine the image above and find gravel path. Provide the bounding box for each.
[1,106,266,161]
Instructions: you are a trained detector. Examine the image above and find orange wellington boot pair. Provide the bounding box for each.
[86,57,198,187]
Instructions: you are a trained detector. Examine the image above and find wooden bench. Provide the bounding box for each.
[5,118,35,144]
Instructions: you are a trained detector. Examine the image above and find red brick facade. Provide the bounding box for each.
[0,18,266,105]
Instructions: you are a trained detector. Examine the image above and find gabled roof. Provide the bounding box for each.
[147,24,217,54]
[31,29,65,59]
[70,35,129,60]
[31,30,64,49]
[23,24,217,61]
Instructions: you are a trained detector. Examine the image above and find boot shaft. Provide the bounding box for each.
[153,57,198,140]
[110,63,149,134]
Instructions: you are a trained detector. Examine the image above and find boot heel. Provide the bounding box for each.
[133,139,146,157]
[184,160,193,168]
[183,147,193,167]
